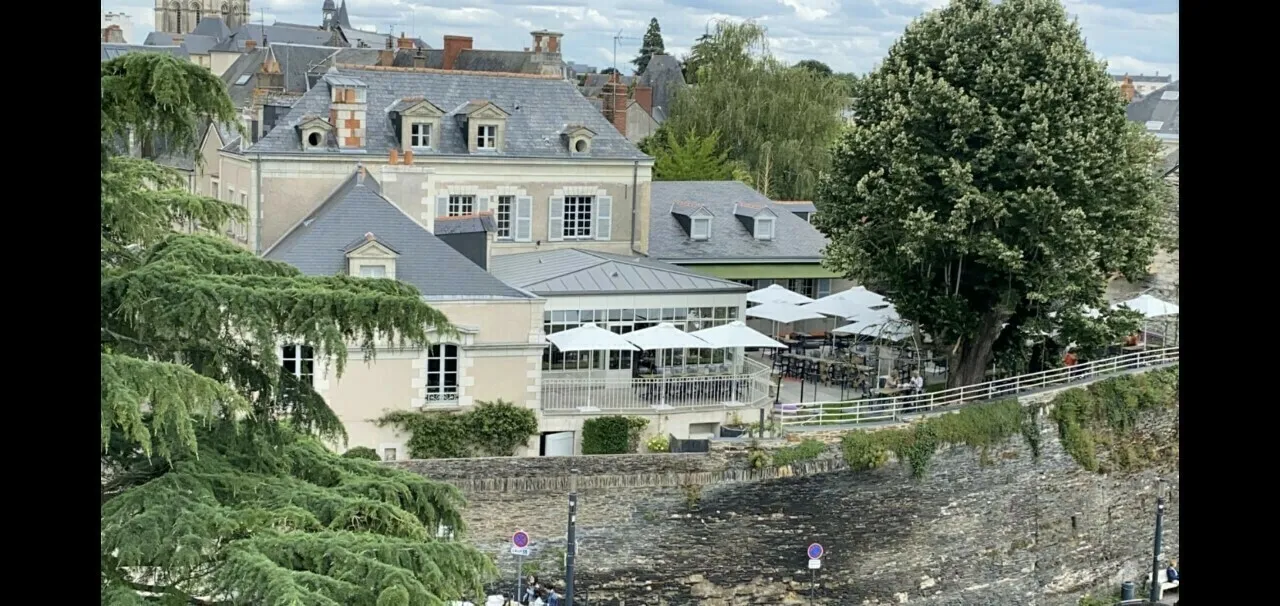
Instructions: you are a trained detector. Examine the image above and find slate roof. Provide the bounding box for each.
[264,168,533,300]
[102,43,189,62]
[433,213,496,235]
[648,181,831,263]
[248,65,648,159]
[490,249,750,296]
[637,54,687,119]
[1126,80,1179,138]
[581,73,635,97]
[191,17,231,39]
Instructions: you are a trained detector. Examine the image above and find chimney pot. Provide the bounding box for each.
[403,148,414,165]
[389,148,400,164]
[244,39,256,50]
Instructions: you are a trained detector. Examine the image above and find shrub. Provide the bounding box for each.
[582,416,633,454]
[377,400,540,460]
[626,416,650,451]
[771,439,826,467]
[467,399,539,456]
[1051,368,1178,472]
[645,434,670,453]
[342,446,381,461]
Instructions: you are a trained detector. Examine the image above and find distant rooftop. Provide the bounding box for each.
[490,249,749,296]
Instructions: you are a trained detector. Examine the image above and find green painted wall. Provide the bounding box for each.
[677,263,842,280]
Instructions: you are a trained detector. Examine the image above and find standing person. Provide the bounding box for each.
[910,372,924,395]
[544,585,560,606]
[1062,350,1078,378]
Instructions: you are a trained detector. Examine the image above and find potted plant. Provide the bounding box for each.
[720,412,749,438]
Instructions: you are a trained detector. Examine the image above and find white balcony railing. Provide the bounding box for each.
[542,356,774,413]
[777,346,1179,428]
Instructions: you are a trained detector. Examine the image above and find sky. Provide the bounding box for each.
[103,0,1178,78]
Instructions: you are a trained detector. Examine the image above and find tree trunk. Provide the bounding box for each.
[946,310,1012,388]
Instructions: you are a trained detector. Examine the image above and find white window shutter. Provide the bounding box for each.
[594,195,612,241]
[436,195,450,218]
[549,196,565,242]
[515,196,533,242]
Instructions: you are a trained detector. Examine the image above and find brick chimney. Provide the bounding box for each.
[443,35,473,70]
[378,35,394,66]
[102,25,124,43]
[329,77,367,150]
[244,39,256,51]
[255,54,284,91]
[531,30,563,54]
[603,73,628,137]
[1119,76,1136,103]
[634,85,653,115]
[397,32,414,50]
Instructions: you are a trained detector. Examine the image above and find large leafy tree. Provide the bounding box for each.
[101,53,497,605]
[632,18,666,75]
[815,0,1171,386]
[795,59,833,77]
[664,21,849,200]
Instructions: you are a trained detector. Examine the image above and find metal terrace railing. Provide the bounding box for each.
[542,356,774,413]
[776,346,1179,428]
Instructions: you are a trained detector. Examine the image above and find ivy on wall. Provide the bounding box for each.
[1051,367,1179,473]
[839,367,1179,479]
[582,416,650,454]
[377,399,539,459]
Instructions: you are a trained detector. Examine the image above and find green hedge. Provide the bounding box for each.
[1051,367,1178,472]
[770,439,827,467]
[582,416,632,454]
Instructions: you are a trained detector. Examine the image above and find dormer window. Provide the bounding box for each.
[456,99,510,154]
[691,217,711,240]
[754,217,775,240]
[345,232,399,280]
[296,114,334,151]
[391,97,444,152]
[477,125,497,149]
[561,125,596,156]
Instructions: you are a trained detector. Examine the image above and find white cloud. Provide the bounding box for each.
[102,0,1177,78]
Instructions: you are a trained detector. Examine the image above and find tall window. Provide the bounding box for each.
[448,195,475,216]
[281,344,315,385]
[543,306,742,371]
[410,123,431,148]
[210,179,219,200]
[425,344,459,403]
[476,125,497,149]
[495,195,514,240]
[563,196,593,239]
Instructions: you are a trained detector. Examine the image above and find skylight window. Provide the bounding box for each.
[235,74,252,86]
[1144,121,1164,131]
[1160,91,1179,101]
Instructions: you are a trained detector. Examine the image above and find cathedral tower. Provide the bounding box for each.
[154,1,251,35]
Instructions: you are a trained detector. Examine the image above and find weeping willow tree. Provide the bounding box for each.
[659,21,849,200]
[101,53,497,605]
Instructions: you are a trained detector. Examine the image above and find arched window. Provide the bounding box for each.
[191,2,201,26]
[171,2,183,33]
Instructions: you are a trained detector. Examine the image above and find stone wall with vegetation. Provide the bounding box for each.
[398,368,1179,605]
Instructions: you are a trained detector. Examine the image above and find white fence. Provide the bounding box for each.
[542,357,774,413]
[776,347,1179,428]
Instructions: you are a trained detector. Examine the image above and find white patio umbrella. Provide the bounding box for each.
[833,320,914,341]
[1114,294,1179,346]
[1115,294,1180,318]
[745,301,828,343]
[622,323,711,408]
[802,292,890,321]
[689,321,788,349]
[746,283,814,305]
[545,323,639,408]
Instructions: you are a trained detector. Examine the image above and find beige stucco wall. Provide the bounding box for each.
[625,102,659,144]
[318,298,548,460]
[227,154,653,256]
[209,51,240,77]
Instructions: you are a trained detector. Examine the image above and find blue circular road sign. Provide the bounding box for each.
[807,543,824,559]
[512,530,530,548]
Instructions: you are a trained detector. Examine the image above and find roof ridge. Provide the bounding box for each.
[333,63,563,80]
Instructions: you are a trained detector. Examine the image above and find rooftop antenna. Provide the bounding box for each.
[612,29,642,75]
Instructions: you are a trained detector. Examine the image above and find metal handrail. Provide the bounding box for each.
[542,356,774,413]
[777,346,1179,428]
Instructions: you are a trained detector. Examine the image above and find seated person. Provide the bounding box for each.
[1124,333,1140,347]
[1166,560,1179,583]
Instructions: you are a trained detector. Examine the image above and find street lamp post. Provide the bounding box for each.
[565,468,578,606]
[1148,491,1165,603]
